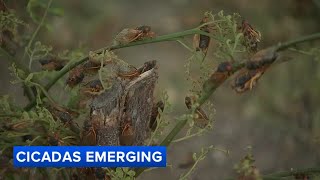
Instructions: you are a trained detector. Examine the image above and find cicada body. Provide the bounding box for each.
[113,25,155,46]
[240,20,261,52]
[194,15,211,56]
[66,67,85,88]
[81,79,104,96]
[39,58,66,71]
[232,48,277,93]
[119,119,134,146]
[82,61,101,75]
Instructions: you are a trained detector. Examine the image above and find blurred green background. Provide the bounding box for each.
[1,0,320,179]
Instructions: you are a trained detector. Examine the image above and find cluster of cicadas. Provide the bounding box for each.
[193,14,278,94]
[193,14,262,58]
[185,16,268,126]
[37,25,161,148]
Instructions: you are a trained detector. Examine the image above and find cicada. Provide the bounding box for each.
[137,60,157,74]
[232,48,277,93]
[193,15,211,56]
[39,57,66,71]
[117,65,140,79]
[135,25,156,40]
[81,79,104,96]
[47,132,65,146]
[82,61,101,75]
[48,105,79,124]
[117,60,157,79]
[66,66,85,88]
[81,117,100,146]
[185,96,209,128]
[240,20,261,52]
[119,118,134,146]
[113,25,155,46]
[149,100,165,131]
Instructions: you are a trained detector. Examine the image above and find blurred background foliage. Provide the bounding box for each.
[1,0,320,179]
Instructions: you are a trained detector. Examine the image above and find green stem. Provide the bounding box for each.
[24,0,53,68]
[276,32,320,52]
[263,167,320,179]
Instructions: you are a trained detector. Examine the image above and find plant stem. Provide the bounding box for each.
[276,32,320,52]
[263,167,320,179]
[24,0,53,68]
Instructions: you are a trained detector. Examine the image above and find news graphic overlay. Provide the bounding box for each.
[14,146,166,167]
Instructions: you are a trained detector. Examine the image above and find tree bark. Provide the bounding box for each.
[89,67,158,146]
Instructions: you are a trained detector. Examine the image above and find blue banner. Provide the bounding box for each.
[13,146,166,168]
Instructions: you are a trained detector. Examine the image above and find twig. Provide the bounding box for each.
[23,0,53,68]
[263,167,320,179]
[276,32,320,51]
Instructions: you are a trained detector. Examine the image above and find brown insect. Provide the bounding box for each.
[135,25,156,40]
[81,79,104,96]
[232,48,277,93]
[194,15,211,56]
[49,105,79,124]
[117,65,140,79]
[217,61,234,74]
[47,132,65,146]
[119,118,134,146]
[137,60,157,74]
[185,96,209,128]
[117,60,157,79]
[81,119,98,146]
[82,61,101,75]
[232,70,260,93]
[240,20,261,52]
[39,58,66,71]
[149,100,165,131]
[113,25,155,46]
[66,66,85,88]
